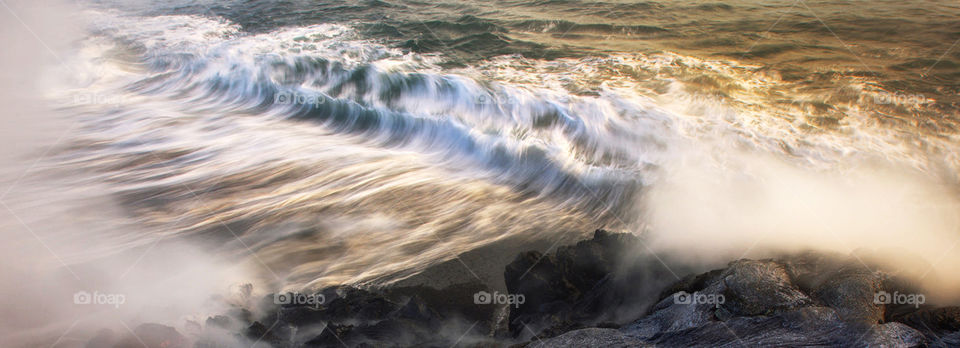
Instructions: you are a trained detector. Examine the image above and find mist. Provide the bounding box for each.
[643,144,960,303]
[0,2,256,347]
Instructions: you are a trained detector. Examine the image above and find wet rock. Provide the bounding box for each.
[302,323,353,347]
[504,249,575,335]
[385,282,493,326]
[245,281,494,347]
[580,253,934,347]
[112,230,960,347]
[524,328,648,348]
[720,260,810,316]
[892,307,960,338]
[504,229,675,338]
[929,331,960,347]
[809,264,884,324]
[244,321,284,347]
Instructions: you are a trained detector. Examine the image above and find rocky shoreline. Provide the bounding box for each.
[90,230,960,347]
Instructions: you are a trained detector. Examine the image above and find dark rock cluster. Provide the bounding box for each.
[526,239,960,347]
[239,282,499,347]
[85,230,960,347]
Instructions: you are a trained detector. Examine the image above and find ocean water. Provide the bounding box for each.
[29,0,960,292]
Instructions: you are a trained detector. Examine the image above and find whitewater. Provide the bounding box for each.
[2,2,960,345]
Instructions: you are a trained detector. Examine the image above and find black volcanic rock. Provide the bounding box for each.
[244,321,286,347]
[530,251,946,347]
[720,260,810,316]
[504,229,678,339]
[243,282,496,347]
[893,307,960,338]
[302,323,353,347]
[504,229,631,337]
[88,230,960,347]
[809,264,885,324]
[523,328,648,348]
